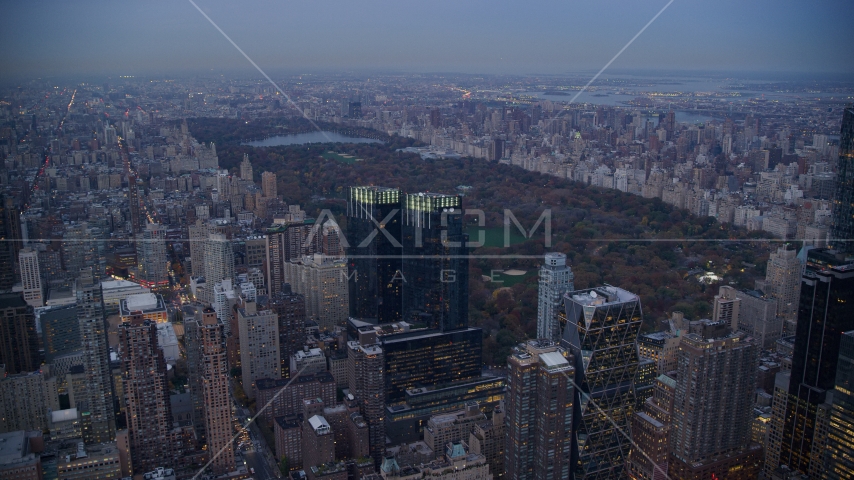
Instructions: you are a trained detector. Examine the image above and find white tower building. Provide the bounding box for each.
[19,248,42,307]
[536,252,574,341]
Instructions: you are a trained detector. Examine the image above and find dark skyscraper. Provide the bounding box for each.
[562,285,642,480]
[820,330,854,478]
[348,101,362,119]
[41,304,81,362]
[430,108,441,128]
[122,144,142,235]
[401,192,468,332]
[347,188,469,331]
[779,250,854,475]
[345,186,496,445]
[347,186,403,324]
[183,306,207,442]
[0,293,39,375]
[0,195,22,290]
[269,286,307,379]
[75,268,116,444]
[831,104,854,254]
[119,315,174,473]
[381,325,482,402]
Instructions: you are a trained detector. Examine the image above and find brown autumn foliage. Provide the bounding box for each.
[190,117,775,365]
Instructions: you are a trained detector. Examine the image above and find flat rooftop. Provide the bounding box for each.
[51,408,78,423]
[568,285,638,306]
[0,430,30,464]
[637,411,664,428]
[0,293,28,309]
[101,279,146,291]
[640,331,673,341]
[539,351,570,368]
[122,293,164,312]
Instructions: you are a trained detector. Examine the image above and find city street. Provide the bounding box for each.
[236,404,281,479]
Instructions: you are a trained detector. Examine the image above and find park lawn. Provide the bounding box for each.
[322,151,359,164]
[466,226,528,248]
[494,270,535,287]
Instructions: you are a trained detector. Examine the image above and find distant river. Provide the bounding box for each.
[242,131,383,147]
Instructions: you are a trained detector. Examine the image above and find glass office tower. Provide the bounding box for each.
[562,285,643,480]
[347,186,403,324]
[779,250,854,475]
[401,192,468,332]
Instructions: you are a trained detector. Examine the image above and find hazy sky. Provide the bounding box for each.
[2,0,853,80]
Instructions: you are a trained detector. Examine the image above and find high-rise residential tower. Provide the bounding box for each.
[735,289,781,349]
[830,104,854,254]
[118,315,173,473]
[348,101,362,119]
[348,332,386,466]
[347,186,403,324]
[668,321,762,479]
[237,300,280,399]
[712,285,740,331]
[62,222,97,277]
[198,308,233,475]
[202,233,235,301]
[268,286,306,379]
[536,252,574,341]
[187,219,215,277]
[625,374,676,480]
[284,254,349,330]
[504,340,574,480]
[0,368,59,433]
[268,220,321,295]
[778,249,854,475]
[75,269,116,444]
[188,220,211,278]
[18,249,42,308]
[764,246,802,335]
[262,171,277,198]
[137,223,168,288]
[344,186,495,449]
[240,153,253,181]
[562,285,642,480]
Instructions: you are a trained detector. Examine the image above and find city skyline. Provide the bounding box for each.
[2,1,854,81]
[0,4,853,473]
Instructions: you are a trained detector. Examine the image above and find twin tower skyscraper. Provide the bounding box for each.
[344,186,495,445]
[347,186,469,331]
